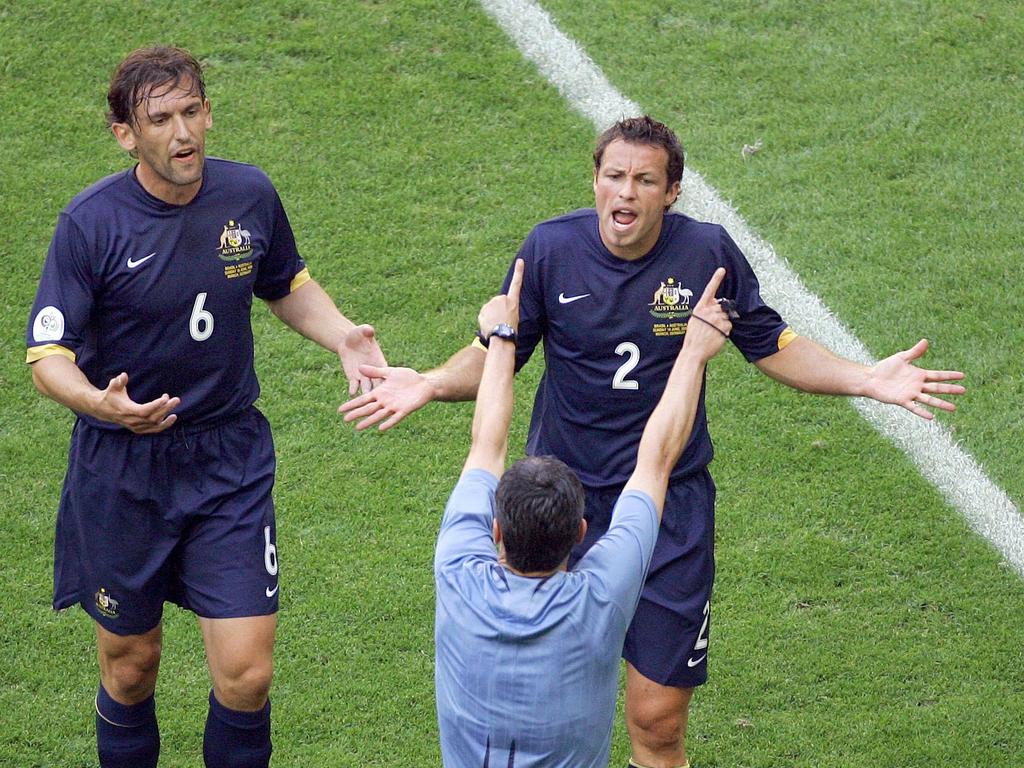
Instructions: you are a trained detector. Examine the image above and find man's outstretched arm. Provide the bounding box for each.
[754,335,965,421]
[31,355,180,434]
[461,259,524,479]
[266,278,386,396]
[338,344,486,432]
[623,268,732,516]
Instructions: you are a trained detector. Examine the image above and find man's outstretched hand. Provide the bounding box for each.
[866,339,965,420]
[337,324,387,396]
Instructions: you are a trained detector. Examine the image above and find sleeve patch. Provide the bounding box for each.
[26,344,76,364]
[778,327,798,351]
[289,267,312,294]
[32,306,65,342]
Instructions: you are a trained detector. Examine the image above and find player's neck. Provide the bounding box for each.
[134,163,203,206]
[500,556,570,578]
[600,227,662,262]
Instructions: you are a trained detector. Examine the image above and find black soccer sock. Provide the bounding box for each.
[95,684,160,768]
[203,689,272,768]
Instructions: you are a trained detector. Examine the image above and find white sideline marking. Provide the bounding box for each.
[479,0,1024,577]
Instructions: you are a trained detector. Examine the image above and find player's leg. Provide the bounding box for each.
[54,422,178,768]
[174,408,280,768]
[94,622,163,768]
[624,665,692,768]
[621,470,715,768]
[199,614,277,768]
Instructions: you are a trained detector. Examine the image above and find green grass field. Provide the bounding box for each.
[1,1,1022,766]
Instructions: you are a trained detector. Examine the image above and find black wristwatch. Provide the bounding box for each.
[476,323,517,348]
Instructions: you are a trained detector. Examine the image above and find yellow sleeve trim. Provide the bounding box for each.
[27,344,76,364]
[471,336,488,352]
[777,327,798,351]
[289,267,312,294]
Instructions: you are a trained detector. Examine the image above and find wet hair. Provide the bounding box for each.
[495,456,585,573]
[106,46,206,127]
[593,115,685,192]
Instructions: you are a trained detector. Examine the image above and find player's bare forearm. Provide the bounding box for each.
[755,335,965,420]
[425,345,487,402]
[32,354,102,411]
[268,279,387,395]
[31,354,179,433]
[267,279,356,352]
[754,336,868,394]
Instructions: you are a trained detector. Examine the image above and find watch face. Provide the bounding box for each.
[491,323,517,342]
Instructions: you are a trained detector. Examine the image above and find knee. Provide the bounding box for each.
[215,659,273,711]
[100,639,162,702]
[627,692,688,751]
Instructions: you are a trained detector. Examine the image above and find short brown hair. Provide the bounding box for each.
[107,46,206,127]
[495,456,585,573]
[593,115,685,189]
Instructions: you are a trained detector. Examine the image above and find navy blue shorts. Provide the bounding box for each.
[569,469,715,688]
[53,407,280,636]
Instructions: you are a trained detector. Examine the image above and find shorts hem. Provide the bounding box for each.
[624,651,709,689]
[189,606,279,620]
[58,600,164,637]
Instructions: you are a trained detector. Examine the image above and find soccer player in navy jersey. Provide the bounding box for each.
[26,46,384,768]
[341,116,965,768]
[436,260,731,767]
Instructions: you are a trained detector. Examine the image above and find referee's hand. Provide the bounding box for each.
[477,258,524,335]
[684,267,732,362]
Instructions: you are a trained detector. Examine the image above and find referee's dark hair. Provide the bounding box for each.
[593,115,684,209]
[495,456,585,573]
[107,46,206,127]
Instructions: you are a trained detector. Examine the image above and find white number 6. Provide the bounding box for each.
[189,292,214,342]
[263,525,278,576]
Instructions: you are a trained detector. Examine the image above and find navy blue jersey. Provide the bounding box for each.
[26,158,307,428]
[504,209,792,488]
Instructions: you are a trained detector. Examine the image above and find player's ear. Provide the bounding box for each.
[111,121,137,153]
[492,518,502,546]
[203,98,212,129]
[664,180,681,208]
[576,518,587,544]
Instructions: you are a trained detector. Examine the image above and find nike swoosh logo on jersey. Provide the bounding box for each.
[558,292,591,304]
[127,252,156,269]
[266,584,279,598]
[687,654,707,668]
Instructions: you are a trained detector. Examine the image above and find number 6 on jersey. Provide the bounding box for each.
[189,292,214,341]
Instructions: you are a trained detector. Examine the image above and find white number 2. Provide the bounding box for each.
[189,292,214,342]
[693,600,710,651]
[612,341,640,390]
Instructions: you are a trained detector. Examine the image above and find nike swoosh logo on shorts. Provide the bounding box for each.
[266,584,279,598]
[127,252,156,269]
[558,292,591,304]
[687,654,707,668]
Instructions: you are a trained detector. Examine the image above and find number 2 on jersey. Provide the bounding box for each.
[612,341,640,390]
[189,292,214,341]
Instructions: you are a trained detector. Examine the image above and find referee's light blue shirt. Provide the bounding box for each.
[434,468,658,768]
